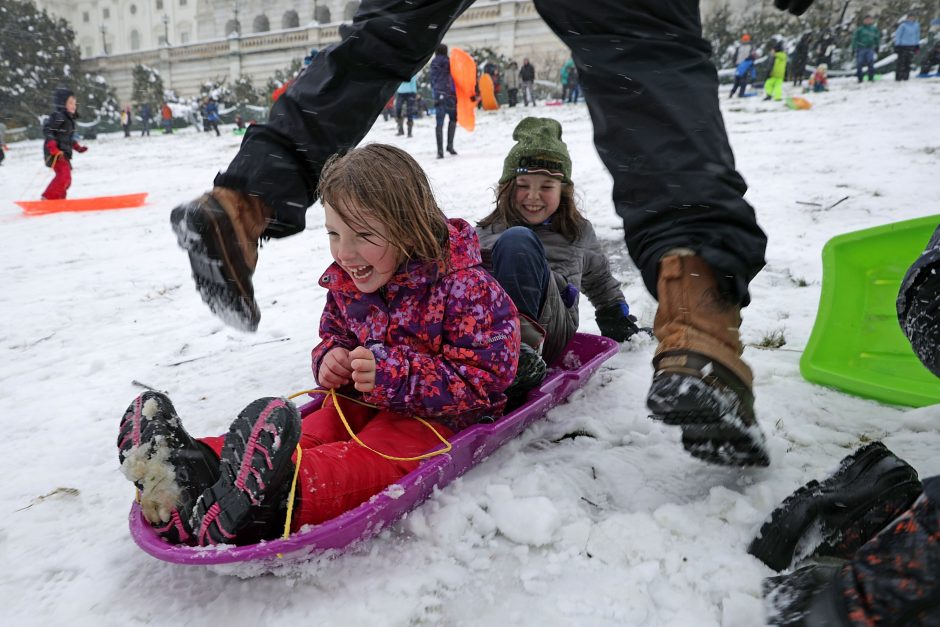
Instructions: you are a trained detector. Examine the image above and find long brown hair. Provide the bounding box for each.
[477,178,586,242]
[318,144,450,263]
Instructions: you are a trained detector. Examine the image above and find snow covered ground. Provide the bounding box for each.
[1,77,938,626]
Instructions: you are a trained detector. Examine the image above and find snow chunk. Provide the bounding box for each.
[486,485,560,546]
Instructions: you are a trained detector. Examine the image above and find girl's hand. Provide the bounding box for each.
[349,346,376,393]
[319,347,353,389]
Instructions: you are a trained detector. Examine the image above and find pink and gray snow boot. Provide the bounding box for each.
[118,391,220,544]
[192,397,301,546]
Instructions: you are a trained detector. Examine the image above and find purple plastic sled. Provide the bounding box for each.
[129,333,619,565]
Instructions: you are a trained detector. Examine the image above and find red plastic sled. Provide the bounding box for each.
[128,333,619,566]
[16,193,148,216]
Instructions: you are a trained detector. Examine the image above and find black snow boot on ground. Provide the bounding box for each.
[170,187,272,332]
[118,391,220,544]
[748,441,922,572]
[647,253,770,467]
[192,397,301,545]
[505,343,548,410]
[763,476,940,626]
[435,126,444,159]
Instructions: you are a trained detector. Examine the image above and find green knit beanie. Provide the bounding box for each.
[499,117,572,184]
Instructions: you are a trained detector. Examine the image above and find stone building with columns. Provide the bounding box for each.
[33,0,742,102]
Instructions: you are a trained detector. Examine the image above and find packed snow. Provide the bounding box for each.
[1,77,938,626]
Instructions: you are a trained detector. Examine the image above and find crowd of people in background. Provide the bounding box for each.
[724,11,937,101]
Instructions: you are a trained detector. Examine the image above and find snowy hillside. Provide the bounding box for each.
[1,77,938,626]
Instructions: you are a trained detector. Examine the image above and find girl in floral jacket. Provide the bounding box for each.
[118,144,520,546]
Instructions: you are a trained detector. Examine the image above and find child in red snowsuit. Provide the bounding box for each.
[118,144,521,546]
[41,87,88,200]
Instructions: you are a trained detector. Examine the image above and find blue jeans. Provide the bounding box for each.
[856,48,876,81]
[490,227,549,320]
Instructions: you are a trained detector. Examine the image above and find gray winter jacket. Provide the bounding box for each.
[477,220,627,362]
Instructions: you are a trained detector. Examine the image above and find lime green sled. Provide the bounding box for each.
[800,214,940,407]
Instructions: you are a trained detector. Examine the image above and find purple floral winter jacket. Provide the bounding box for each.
[311,218,521,431]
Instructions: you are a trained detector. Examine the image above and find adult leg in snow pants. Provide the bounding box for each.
[216,0,765,304]
[42,157,72,200]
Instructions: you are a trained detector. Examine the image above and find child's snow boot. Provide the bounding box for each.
[170,187,272,332]
[396,116,405,136]
[647,252,770,467]
[505,314,548,408]
[407,118,413,138]
[118,391,220,544]
[435,127,444,159]
[192,397,301,545]
[748,441,922,572]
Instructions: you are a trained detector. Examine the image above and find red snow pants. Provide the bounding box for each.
[201,396,452,531]
[42,157,71,200]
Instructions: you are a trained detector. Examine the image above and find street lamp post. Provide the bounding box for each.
[162,14,170,46]
[100,25,108,55]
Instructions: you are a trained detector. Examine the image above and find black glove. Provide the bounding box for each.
[773,0,814,16]
[595,302,640,342]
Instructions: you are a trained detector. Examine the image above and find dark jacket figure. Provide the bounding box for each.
[898,224,940,377]
[41,87,87,200]
[139,103,152,136]
[789,32,812,85]
[429,44,457,158]
[205,99,221,136]
[815,29,835,66]
[519,58,536,106]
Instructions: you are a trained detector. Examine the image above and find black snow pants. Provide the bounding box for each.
[216,0,767,306]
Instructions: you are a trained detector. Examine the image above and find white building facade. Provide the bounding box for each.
[33,0,744,101]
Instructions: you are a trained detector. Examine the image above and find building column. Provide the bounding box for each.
[229,36,242,79]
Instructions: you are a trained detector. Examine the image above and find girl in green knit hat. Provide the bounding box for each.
[476,117,639,376]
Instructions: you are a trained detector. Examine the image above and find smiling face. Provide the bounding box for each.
[513,173,563,225]
[65,96,77,115]
[324,201,402,293]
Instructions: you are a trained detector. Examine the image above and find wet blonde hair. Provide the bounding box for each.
[477,178,586,242]
[318,144,450,263]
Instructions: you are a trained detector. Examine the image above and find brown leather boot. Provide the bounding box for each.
[170,187,272,331]
[647,253,769,467]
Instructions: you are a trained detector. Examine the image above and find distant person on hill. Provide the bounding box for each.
[429,44,457,158]
[161,102,174,134]
[204,99,221,137]
[139,102,152,137]
[894,13,922,81]
[853,14,882,83]
[519,58,536,106]
[919,40,940,76]
[395,75,418,137]
[763,41,788,101]
[41,87,88,200]
[730,51,758,97]
[504,60,520,107]
[120,104,132,137]
[790,32,813,85]
[807,63,829,92]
